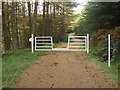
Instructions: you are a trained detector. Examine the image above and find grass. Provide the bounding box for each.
[2,49,44,88]
[85,50,118,86]
[2,42,66,88]
[53,42,67,48]
[0,58,2,89]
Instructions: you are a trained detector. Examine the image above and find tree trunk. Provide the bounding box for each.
[2,2,11,50]
[46,2,49,35]
[53,4,56,18]
[21,2,27,48]
[61,3,65,41]
[42,1,46,36]
[11,2,19,49]
[33,1,38,35]
[50,4,53,36]
[27,2,32,35]
[15,2,19,48]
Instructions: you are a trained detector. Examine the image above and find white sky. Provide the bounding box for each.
[36,1,88,14]
[73,0,88,14]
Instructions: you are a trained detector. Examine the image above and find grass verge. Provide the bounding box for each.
[0,58,2,89]
[85,52,118,86]
[2,49,44,88]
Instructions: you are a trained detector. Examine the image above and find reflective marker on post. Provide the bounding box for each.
[108,34,110,67]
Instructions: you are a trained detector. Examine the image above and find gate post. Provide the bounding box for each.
[108,34,111,67]
[67,36,70,50]
[31,34,34,53]
[87,34,89,53]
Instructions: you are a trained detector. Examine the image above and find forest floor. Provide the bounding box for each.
[14,44,118,88]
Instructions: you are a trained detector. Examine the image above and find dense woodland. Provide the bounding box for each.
[2,1,78,51]
[74,2,120,63]
[2,2,120,64]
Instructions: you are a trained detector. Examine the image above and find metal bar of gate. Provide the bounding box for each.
[51,37,54,49]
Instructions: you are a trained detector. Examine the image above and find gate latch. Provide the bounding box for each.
[29,38,33,42]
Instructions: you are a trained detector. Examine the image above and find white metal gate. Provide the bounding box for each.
[29,34,113,67]
[35,36,53,51]
[67,35,89,53]
[29,34,89,53]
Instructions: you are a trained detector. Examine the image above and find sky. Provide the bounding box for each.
[37,0,88,14]
[73,1,88,14]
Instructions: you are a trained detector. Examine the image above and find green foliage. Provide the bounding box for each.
[74,2,120,65]
[92,40,118,62]
[115,26,120,30]
[90,29,119,63]
[74,2,120,35]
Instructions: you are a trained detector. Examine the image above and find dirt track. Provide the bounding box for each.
[15,48,117,88]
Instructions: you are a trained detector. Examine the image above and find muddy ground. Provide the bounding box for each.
[15,49,117,88]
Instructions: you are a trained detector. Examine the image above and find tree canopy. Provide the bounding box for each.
[74,2,120,35]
